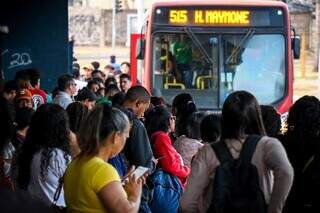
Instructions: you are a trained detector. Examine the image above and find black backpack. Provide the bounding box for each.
[207,135,267,213]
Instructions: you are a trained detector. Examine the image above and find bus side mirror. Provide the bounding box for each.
[136,38,145,60]
[292,37,300,59]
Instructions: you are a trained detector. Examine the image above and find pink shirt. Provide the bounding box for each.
[174,135,204,168]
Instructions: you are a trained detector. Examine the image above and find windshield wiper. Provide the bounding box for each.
[183,26,214,65]
[225,28,255,65]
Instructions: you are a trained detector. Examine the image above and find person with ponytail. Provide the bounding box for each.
[174,112,206,168]
[63,104,146,213]
[171,93,197,138]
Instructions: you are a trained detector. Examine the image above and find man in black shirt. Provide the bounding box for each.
[122,86,155,213]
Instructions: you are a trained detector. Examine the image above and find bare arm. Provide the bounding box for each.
[98,177,142,213]
[69,131,80,158]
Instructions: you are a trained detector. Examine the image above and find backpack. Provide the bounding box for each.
[207,135,267,213]
[149,169,183,213]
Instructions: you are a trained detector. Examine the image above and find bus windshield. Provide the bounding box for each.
[152,33,285,109]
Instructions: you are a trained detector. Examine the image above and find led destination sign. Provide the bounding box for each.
[154,7,284,27]
[169,10,250,25]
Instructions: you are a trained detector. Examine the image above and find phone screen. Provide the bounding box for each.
[131,166,149,179]
[122,166,149,184]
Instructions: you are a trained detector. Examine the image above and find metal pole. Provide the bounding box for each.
[300,33,306,78]
[112,0,116,50]
[137,0,144,32]
[136,0,144,82]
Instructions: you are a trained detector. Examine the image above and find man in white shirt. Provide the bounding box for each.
[53,74,77,109]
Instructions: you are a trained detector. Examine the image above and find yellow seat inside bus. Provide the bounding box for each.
[164,74,185,89]
[195,75,218,89]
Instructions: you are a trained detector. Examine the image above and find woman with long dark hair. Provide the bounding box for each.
[15,103,71,207]
[144,105,190,186]
[66,101,89,134]
[180,91,293,213]
[64,104,145,212]
[145,105,190,213]
[66,101,89,157]
[282,96,320,212]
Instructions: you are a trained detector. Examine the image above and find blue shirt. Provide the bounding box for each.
[53,91,74,109]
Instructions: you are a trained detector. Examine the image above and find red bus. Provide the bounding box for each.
[132,0,300,114]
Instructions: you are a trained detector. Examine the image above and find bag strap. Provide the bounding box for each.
[211,141,234,163]
[53,176,64,205]
[302,155,315,173]
[239,135,262,162]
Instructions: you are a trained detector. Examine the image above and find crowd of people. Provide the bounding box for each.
[0,59,319,213]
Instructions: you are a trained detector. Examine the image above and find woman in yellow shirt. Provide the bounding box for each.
[64,104,145,213]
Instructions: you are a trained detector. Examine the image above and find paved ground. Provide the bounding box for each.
[293,73,319,101]
[74,46,320,102]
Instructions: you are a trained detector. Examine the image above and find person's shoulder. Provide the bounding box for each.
[88,157,114,169]
[259,135,282,145]
[152,131,170,141]
[257,135,285,152]
[91,158,119,179]
[72,157,111,175]
[177,135,201,144]
[30,88,47,104]
[37,88,46,95]
[53,91,63,99]
[92,160,120,192]
[51,148,72,163]
[191,143,217,167]
[199,143,215,152]
[119,107,135,119]
[132,117,145,128]
[174,135,187,146]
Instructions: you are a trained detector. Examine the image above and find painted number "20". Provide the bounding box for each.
[8,52,32,69]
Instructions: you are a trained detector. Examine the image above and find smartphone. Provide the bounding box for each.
[122,166,149,184]
[131,166,149,179]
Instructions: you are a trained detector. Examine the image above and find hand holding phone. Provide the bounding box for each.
[122,166,149,184]
[122,166,146,200]
[131,166,149,179]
